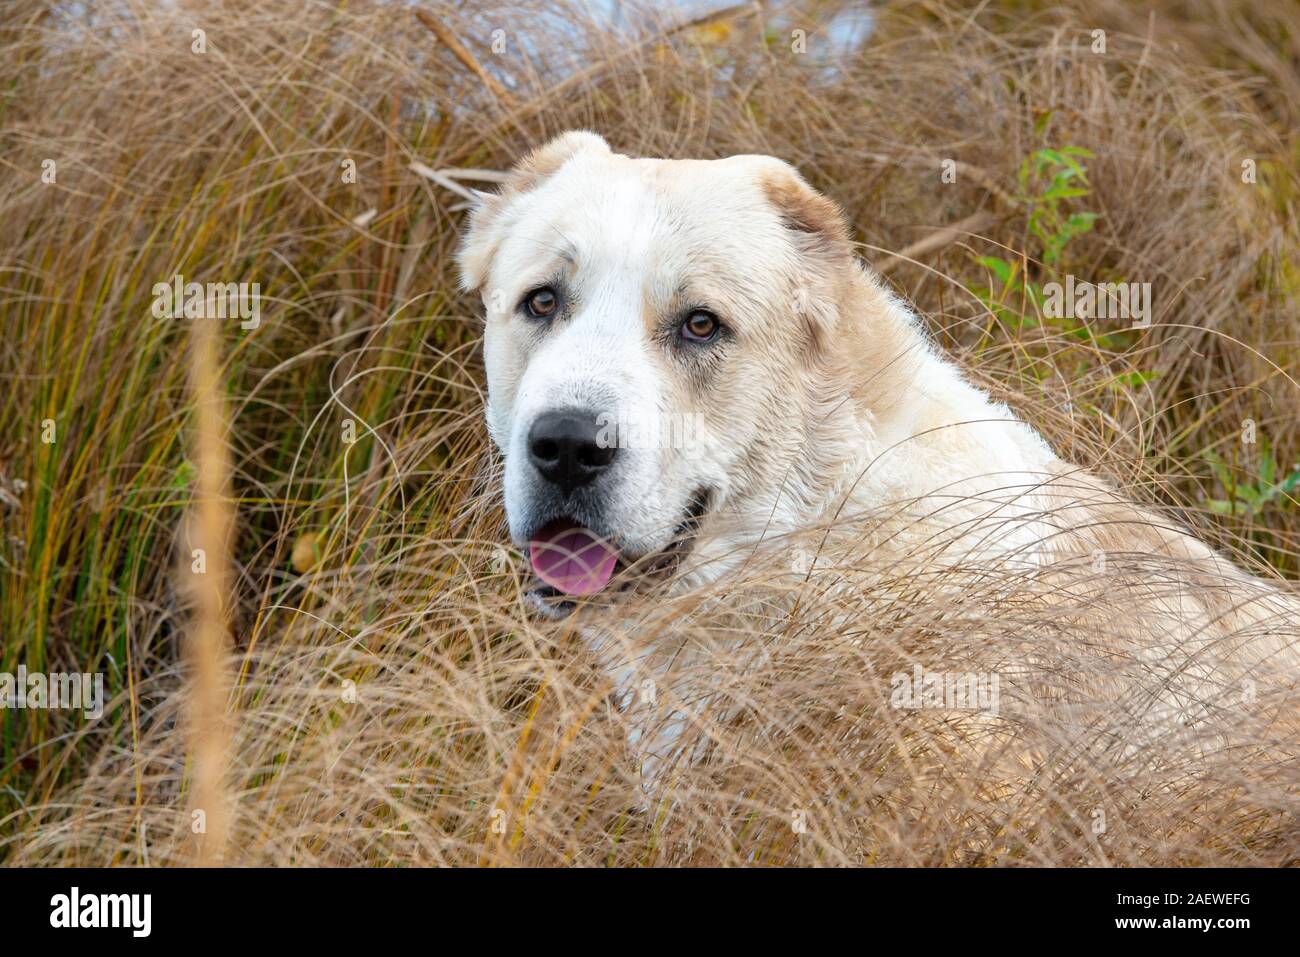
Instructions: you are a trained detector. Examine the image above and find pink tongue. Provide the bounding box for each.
[528,522,619,596]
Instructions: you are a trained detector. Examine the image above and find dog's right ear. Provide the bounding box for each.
[457,131,612,293]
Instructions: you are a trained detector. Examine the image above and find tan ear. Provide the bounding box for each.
[756,162,852,260]
[750,159,855,351]
[457,131,612,292]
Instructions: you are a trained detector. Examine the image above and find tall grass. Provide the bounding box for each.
[0,0,1297,865]
[184,318,234,865]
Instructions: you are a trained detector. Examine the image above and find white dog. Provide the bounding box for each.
[459,131,1298,790]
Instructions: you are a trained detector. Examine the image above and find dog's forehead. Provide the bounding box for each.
[509,153,787,269]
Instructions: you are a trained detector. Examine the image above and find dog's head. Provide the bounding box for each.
[459,132,902,612]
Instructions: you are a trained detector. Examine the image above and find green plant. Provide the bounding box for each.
[1019,146,1098,265]
[971,146,1097,336]
[1204,437,1300,518]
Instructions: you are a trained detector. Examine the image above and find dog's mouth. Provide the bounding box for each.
[524,489,712,618]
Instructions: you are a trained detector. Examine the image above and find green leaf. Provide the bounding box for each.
[1041,185,1090,201]
[1204,451,1234,489]
[172,459,197,489]
[1277,467,1300,496]
[1259,451,1276,488]
[976,256,1015,286]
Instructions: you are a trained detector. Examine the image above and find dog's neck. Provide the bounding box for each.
[793,266,941,522]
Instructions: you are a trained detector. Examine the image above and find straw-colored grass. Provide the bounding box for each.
[1,0,1297,865]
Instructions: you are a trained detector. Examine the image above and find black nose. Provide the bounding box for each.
[527,409,617,494]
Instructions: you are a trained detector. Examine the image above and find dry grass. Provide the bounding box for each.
[1,0,1298,865]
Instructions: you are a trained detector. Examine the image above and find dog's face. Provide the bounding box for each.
[459,132,862,609]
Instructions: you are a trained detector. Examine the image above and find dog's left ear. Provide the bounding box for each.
[750,159,855,349]
[758,164,852,261]
[458,131,612,293]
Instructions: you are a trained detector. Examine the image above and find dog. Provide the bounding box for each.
[458,131,1299,792]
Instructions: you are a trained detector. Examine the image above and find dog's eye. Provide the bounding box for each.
[523,287,558,319]
[680,310,720,343]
